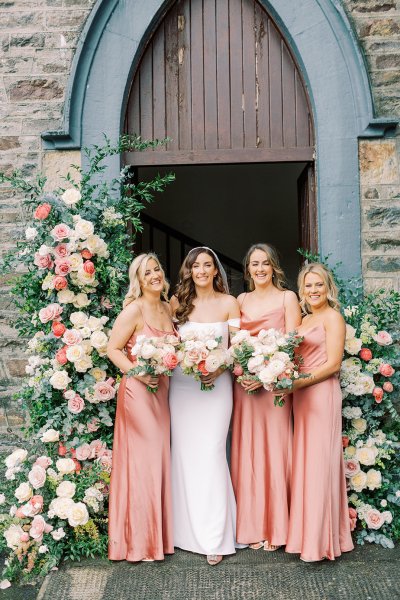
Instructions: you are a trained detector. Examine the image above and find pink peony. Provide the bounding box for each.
[75,443,91,461]
[349,507,357,531]
[34,252,53,270]
[163,352,179,370]
[28,465,46,489]
[344,459,360,477]
[365,508,385,530]
[50,223,70,241]
[67,394,85,414]
[54,243,70,259]
[93,378,116,402]
[359,347,372,361]
[29,515,52,541]
[55,346,68,365]
[373,387,384,403]
[54,258,72,276]
[233,364,244,377]
[83,260,95,275]
[39,303,63,324]
[52,321,66,338]
[383,381,393,393]
[374,331,393,346]
[53,275,68,291]
[379,363,395,377]
[34,203,51,220]
[87,418,100,433]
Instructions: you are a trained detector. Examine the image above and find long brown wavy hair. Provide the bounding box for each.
[175,247,227,324]
[243,243,287,291]
[298,262,340,314]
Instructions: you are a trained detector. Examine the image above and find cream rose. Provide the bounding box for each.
[352,418,367,434]
[74,219,95,239]
[247,355,264,373]
[66,344,85,363]
[73,292,91,308]
[28,465,46,490]
[90,330,108,349]
[345,446,357,458]
[69,253,84,271]
[366,469,382,490]
[5,448,28,469]
[41,428,60,442]
[67,502,89,527]
[4,524,24,549]
[61,188,81,206]
[51,527,66,541]
[56,480,76,498]
[74,355,93,373]
[57,289,75,304]
[349,471,367,492]
[56,458,76,475]
[15,482,33,503]
[49,497,75,520]
[345,337,363,355]
[70,311,89,328]
[87,316,103,331]
[49,369,71,390]
[356,446,378,466]
[75,443,91,461]
[90,367,106,382]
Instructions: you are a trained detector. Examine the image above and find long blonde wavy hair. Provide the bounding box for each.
[123,253,169,308]
[244,243,287,291]
[298,262,340,314]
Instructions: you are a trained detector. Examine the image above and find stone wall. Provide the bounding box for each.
[0,0,399,432]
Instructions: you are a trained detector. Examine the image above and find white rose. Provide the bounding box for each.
[258,367,275,385]
[356,446,378,466]
[382,510,393,524]
[38,544,49,554]
[5,448,28,469]
[0,493,5,505]
[41,428,60,442]
[28,465,46,489]
[74,219,94,239]
[366,469,382,490]
[38,244,52,256]
[0,580,11,590]
[345,324,356,340]
[57,289,75,304]
[51,527,66,541]
[87,316,103,331]
[204,354,222,373]
[74,355,93,373]
[67,502,89,527]
[15,482,33,503]
[56,458,76,475]
[70,311,88,328]
[49,497,75,520]
[25,227,38,240]
[247,355,264,373]
[77,268,96,286]
[56,480,76,498]
[50,370,71,390]
[66,344,85,363]
[349,471,368,492]
[80,326,92,339]
[266,359,286,378]
[4,524,24,549]
[69,253,83,271]
[90,330,108,349]
[61,188,81,206]
[345,337,363,355]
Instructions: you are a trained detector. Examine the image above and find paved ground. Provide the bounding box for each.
[3,543,398,600]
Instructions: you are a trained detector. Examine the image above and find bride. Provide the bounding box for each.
[169,247,241,566]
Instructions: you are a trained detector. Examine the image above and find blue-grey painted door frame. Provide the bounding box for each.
[42,0,397,280]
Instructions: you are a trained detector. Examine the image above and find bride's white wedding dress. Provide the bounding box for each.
[169,320,239,555]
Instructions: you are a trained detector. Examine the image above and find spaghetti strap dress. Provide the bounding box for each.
[108,320,174,562]
[231,293,293,546]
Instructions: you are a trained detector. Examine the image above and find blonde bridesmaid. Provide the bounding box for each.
[107,253,175,562]
[284,263,354,561]
[231,243,301,551]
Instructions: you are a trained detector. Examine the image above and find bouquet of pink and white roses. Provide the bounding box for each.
[229,328,306,406]
[128,334,181,392]
[179,328,233,391]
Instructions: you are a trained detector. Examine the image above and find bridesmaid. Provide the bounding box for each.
[284,262,354,561]
[107,253,175,562]
[231,243,301,551]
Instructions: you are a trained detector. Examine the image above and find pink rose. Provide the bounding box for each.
[81,249,93,259]
[383,381,393,393]
[97,449,112,472]
[29,515,52,540]
[163,352,179,370]
[344,459,360,477]
[359,347,372,361]
[100,296,113,309]
[54,257,72,276]
[34,456,52,469]
[34,203,51,220]
[379,363,395,377]
[89,439,107,459]
[53,275,68,291]
[83,260,95,275]
[373,387,384,403]
[75,443,91,461]
[54,243,70,259]
[233,364,244,377]
[67,394,85,414]
[50,223,70,241]
[93,378,116,402]
[62,329,82,346]
[34,253,53,270]
[28,465,46,489]
[20,532,30,542]
[349,507,357,531]
[55,346,68,365]
[187,349,201,364]
[87,418,100,433]
[365,508,385,530]
[39,303,63,324]
[374,331,393,346]
[21,495,44,517]
[52,321,66,338]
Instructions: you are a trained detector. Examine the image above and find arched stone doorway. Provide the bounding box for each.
[42,0,394,280]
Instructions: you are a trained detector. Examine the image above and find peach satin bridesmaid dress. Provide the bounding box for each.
[108,320,174,562]
[231,293,292,547]
[286,324,354,561]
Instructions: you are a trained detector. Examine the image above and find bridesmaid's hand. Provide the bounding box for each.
[134,374,159,389]
[241,379,263,392]
[200,367,224,387]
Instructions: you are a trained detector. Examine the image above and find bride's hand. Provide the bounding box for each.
[200,367,224,387]
[240,379,263,392]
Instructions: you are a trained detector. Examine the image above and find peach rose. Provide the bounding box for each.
[233,364,244,377]
[359,348,372,361]
[39,303,63,324]
[55,258,72,276]
[52,321,66,337]
[51,223,70,241]
[379,363,395,377]
[349,507,357,531]
[197,360,209,375]
[373,387,383,403]
[187,348,201,364]
[28,465,46,489]
[75,443,91,461]
[55,346,68,365]
[67,394,85,414]
[83,260,95,275]
[93,378,116,402]
[342,435,350,448]
[34,203,51,220]
[53,275,68,291]
[62,328,82,346]
[58,443,67,456]
[383,381,393,393]
[34,253,53,270]
[29,515,53,541]
[163,352,179,370]
[89,439,107,459]
[54,243,70,258]
[365,508,385,530]
[344,459,360,477]
[87,418,100,433]
[21,495,44,517]
[374,331,393,346]
[81,249,93,259]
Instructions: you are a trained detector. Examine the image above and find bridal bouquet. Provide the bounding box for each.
[229,328,306,406]
[179,328,233,391]
[128,334,181,392]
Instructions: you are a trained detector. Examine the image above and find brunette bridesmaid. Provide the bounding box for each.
[284,263,354,561]
[107,253,175,562]
[231,243,301,551]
